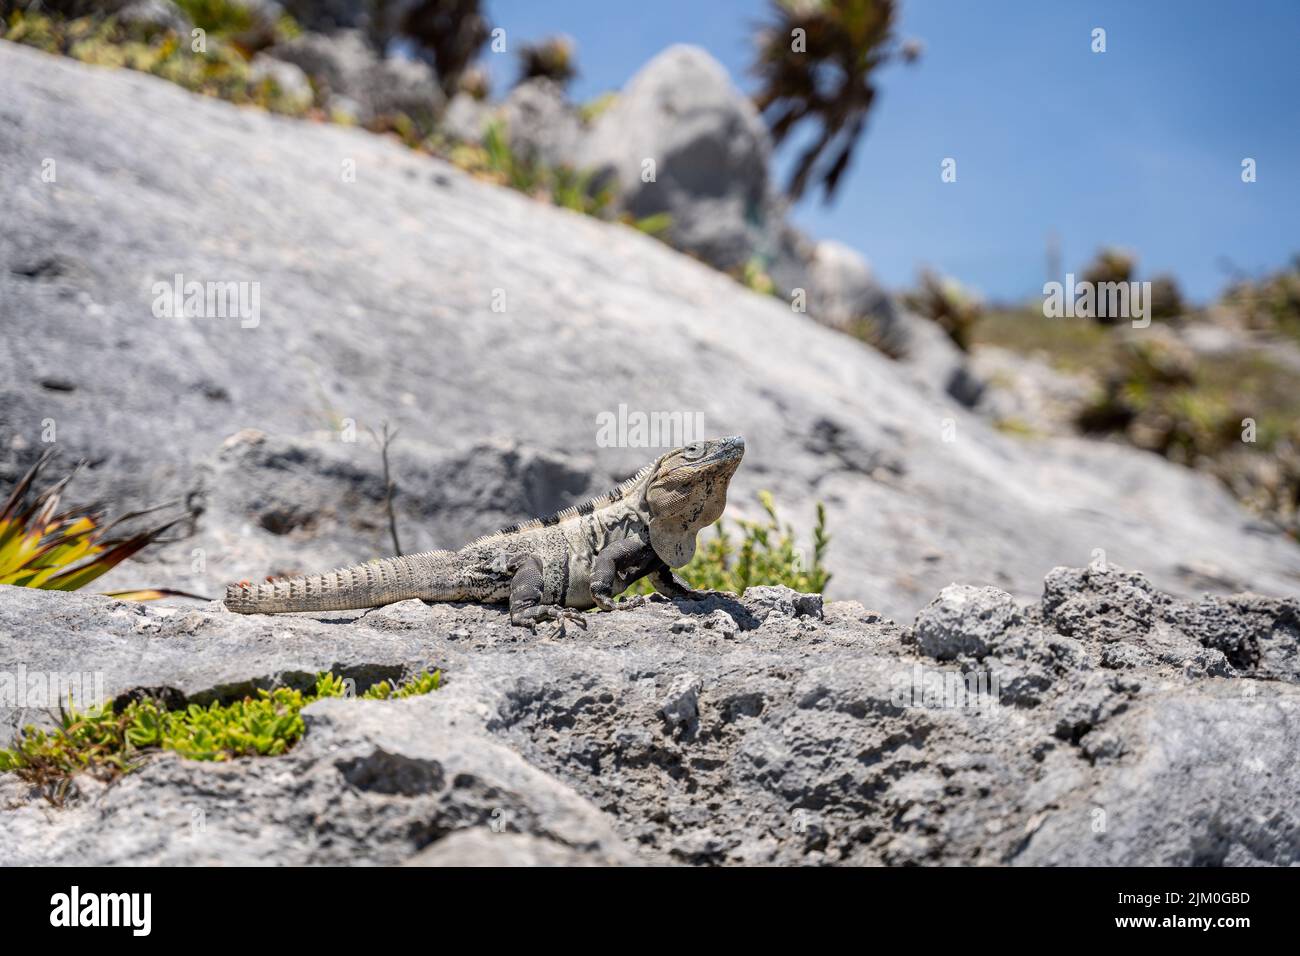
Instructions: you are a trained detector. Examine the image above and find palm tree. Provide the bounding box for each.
[751,0,919,203]
[394,0,492,100]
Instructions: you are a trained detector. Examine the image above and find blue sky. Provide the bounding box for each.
[487,0,1298,303]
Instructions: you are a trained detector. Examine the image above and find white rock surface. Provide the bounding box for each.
[0,41,1297,623]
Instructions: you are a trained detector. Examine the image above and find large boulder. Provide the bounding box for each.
[267,29,443,125]
[800,240,983,404]
[248,53,314,111]
[226,0,291,53]
[276,0,369,32]
[276,1,487,76]
[801,239,897,336]
[440,90,491,143]
[498,77,584,169]
[114,0,193,35]
[584,45,774,272]
[2,42,1298,624]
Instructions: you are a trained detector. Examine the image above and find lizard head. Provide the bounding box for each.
[642,435,745,567]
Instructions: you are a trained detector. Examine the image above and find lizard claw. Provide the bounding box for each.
[547,611,587,639]
[517,607,587,639]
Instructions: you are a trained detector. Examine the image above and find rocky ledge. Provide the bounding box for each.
[1,566,1296,866]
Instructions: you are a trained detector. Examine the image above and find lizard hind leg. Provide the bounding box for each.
[507,554,586,637]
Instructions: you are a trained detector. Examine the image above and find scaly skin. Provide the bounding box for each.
[224,436,745,631]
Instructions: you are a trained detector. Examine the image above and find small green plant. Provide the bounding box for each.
[361,670,442,700]
[550,165,613,215]
[847,313,907,359]
[447,119,611,216]
[627,492,831,598]
[0,670,441,804]
[627,211,673,239]
[481,119,541,192]
[993,417,1038,438]
[578,91,618,124]
[740,257,777,297]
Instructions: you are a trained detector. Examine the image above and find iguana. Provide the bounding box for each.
[224,436,745,632]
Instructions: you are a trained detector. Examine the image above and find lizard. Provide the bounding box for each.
[223,435,745,633]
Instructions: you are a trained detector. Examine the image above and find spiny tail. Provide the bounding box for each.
[224,551,452,614]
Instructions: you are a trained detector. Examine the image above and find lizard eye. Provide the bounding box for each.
[683,442,705,461]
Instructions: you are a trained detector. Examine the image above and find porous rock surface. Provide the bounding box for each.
[1,564,1296,866]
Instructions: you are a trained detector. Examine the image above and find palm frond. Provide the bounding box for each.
[750,0,917,203]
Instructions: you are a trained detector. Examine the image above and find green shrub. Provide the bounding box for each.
[1079,247,1136,324]
[1147,274,1184,320]
[173,0,257,36]
[1,670,441,804]
[1077,331,1234,462]
[1215,429,1300,540]
[903,268,982,350]
[740,257,777,297]
[1222,256,1300,344]
[628,492,831,598]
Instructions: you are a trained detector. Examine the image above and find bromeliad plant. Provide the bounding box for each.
[0,450,194,600]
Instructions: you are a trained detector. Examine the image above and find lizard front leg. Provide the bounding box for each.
[645,559,723,602]
[507,554,587,636]
[589,536,660,612]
